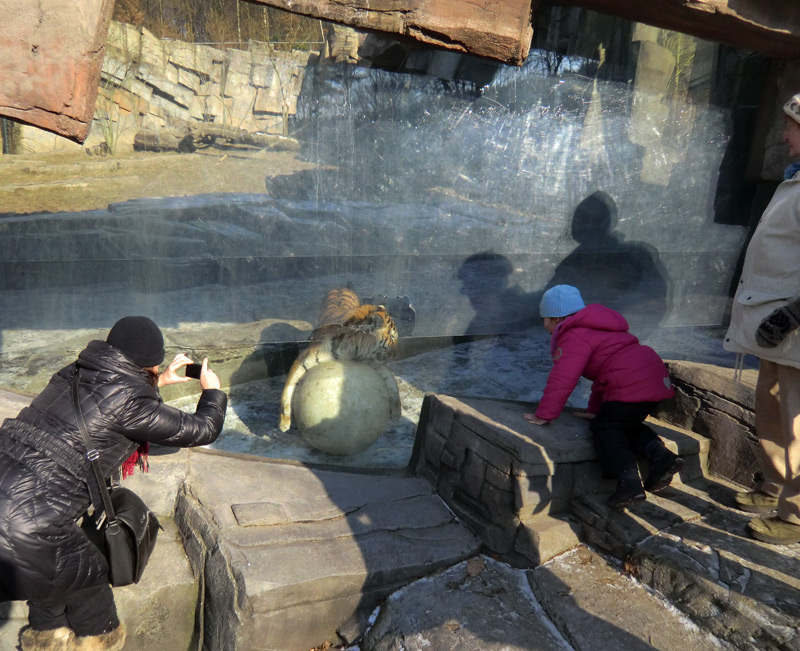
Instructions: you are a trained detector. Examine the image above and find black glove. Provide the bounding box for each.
[756,298,800,347]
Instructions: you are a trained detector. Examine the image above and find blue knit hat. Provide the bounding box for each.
[540,285,585,318]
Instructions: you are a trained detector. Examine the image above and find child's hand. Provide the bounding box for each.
[524,413,550,426]
[573,411,596,420]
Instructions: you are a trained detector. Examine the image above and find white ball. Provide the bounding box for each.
[293,360,394,456]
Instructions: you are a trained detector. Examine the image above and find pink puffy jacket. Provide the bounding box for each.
[534,304,674,421]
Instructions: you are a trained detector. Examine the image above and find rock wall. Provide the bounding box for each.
[16,21,313,154]
[655,361,760,488]
[412,363,760,566]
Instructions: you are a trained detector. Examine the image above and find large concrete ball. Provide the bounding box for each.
[293,360,393,456]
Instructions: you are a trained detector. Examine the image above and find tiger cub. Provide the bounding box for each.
[278,289,401,433]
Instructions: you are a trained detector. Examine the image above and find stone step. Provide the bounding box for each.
[0,517,198,651]
[571,474,800,650]
[572,473,742,559]
[412,394,711,567]
[175,450,483,651]
[528,546,725,651]
[360,549,725,651]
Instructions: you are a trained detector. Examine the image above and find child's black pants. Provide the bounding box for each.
[589,400,667,482]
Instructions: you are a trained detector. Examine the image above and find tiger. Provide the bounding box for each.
[317,287,362,326]
[278,289,401,433]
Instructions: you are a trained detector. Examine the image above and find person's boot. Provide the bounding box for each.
[747,516,800,544]
[735,490,779,514]
[607,474,646,509]
[73,622,125,651]
[19,626,75,651]
[643,451,684,493]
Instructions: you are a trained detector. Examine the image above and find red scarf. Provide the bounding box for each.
[121,442,150,479]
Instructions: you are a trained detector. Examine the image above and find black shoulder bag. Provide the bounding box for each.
[72,369,161,586]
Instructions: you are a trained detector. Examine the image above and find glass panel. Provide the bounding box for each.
[0,4,768,468]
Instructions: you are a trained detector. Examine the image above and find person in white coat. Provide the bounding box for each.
[723,92,800,544]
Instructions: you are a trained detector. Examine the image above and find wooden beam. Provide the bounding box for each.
[248,0,534,65]
[553,0,800,59]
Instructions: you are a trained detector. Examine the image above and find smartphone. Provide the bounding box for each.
[184,363,202,379]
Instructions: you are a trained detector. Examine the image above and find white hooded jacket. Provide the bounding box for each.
[724,172,800,369]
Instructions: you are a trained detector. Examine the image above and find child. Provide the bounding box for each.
[524,285,682,508]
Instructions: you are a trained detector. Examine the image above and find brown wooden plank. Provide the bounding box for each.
[0,0,114,143]
[249,0,534,65]
[554,0,800,59]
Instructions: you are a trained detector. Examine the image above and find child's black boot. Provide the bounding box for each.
[644,450,684,493]
[607,471,646,509]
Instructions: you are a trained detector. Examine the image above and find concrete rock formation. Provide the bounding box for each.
[0,0,113,142]
[557,0,800,59]
[254,0,533,65]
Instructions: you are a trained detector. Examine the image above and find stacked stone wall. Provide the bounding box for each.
[411,394,607,565]
[655,361,759,488]
[18,21,314,154]
[412,377,733,566]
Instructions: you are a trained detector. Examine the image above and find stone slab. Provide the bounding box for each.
[361,555,572,651]
[430,395,709,471]
[631,508,800,651]
[528,546,724,651]
[177,450,482,650]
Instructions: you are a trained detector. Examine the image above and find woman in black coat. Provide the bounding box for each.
[0,316,227,651]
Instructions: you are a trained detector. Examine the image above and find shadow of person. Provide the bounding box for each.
[457,252,540,338]
[448,253,542,393]
[226,322,308,434]
[546,191,671,336]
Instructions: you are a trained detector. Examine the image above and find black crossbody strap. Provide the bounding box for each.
[71,365,117,525]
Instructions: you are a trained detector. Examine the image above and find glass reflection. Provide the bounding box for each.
[0,5,768,466]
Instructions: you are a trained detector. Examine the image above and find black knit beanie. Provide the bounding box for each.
[106,316,165,367]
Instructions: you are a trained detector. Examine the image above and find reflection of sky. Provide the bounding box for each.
[169,325,741,470]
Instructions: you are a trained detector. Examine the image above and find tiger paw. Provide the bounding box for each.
[278,413,291,432]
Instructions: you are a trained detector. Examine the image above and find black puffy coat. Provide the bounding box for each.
[0,340,227,602]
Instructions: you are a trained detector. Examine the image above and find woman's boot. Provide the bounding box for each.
[73,622,126,651]
[19,626,75,651]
